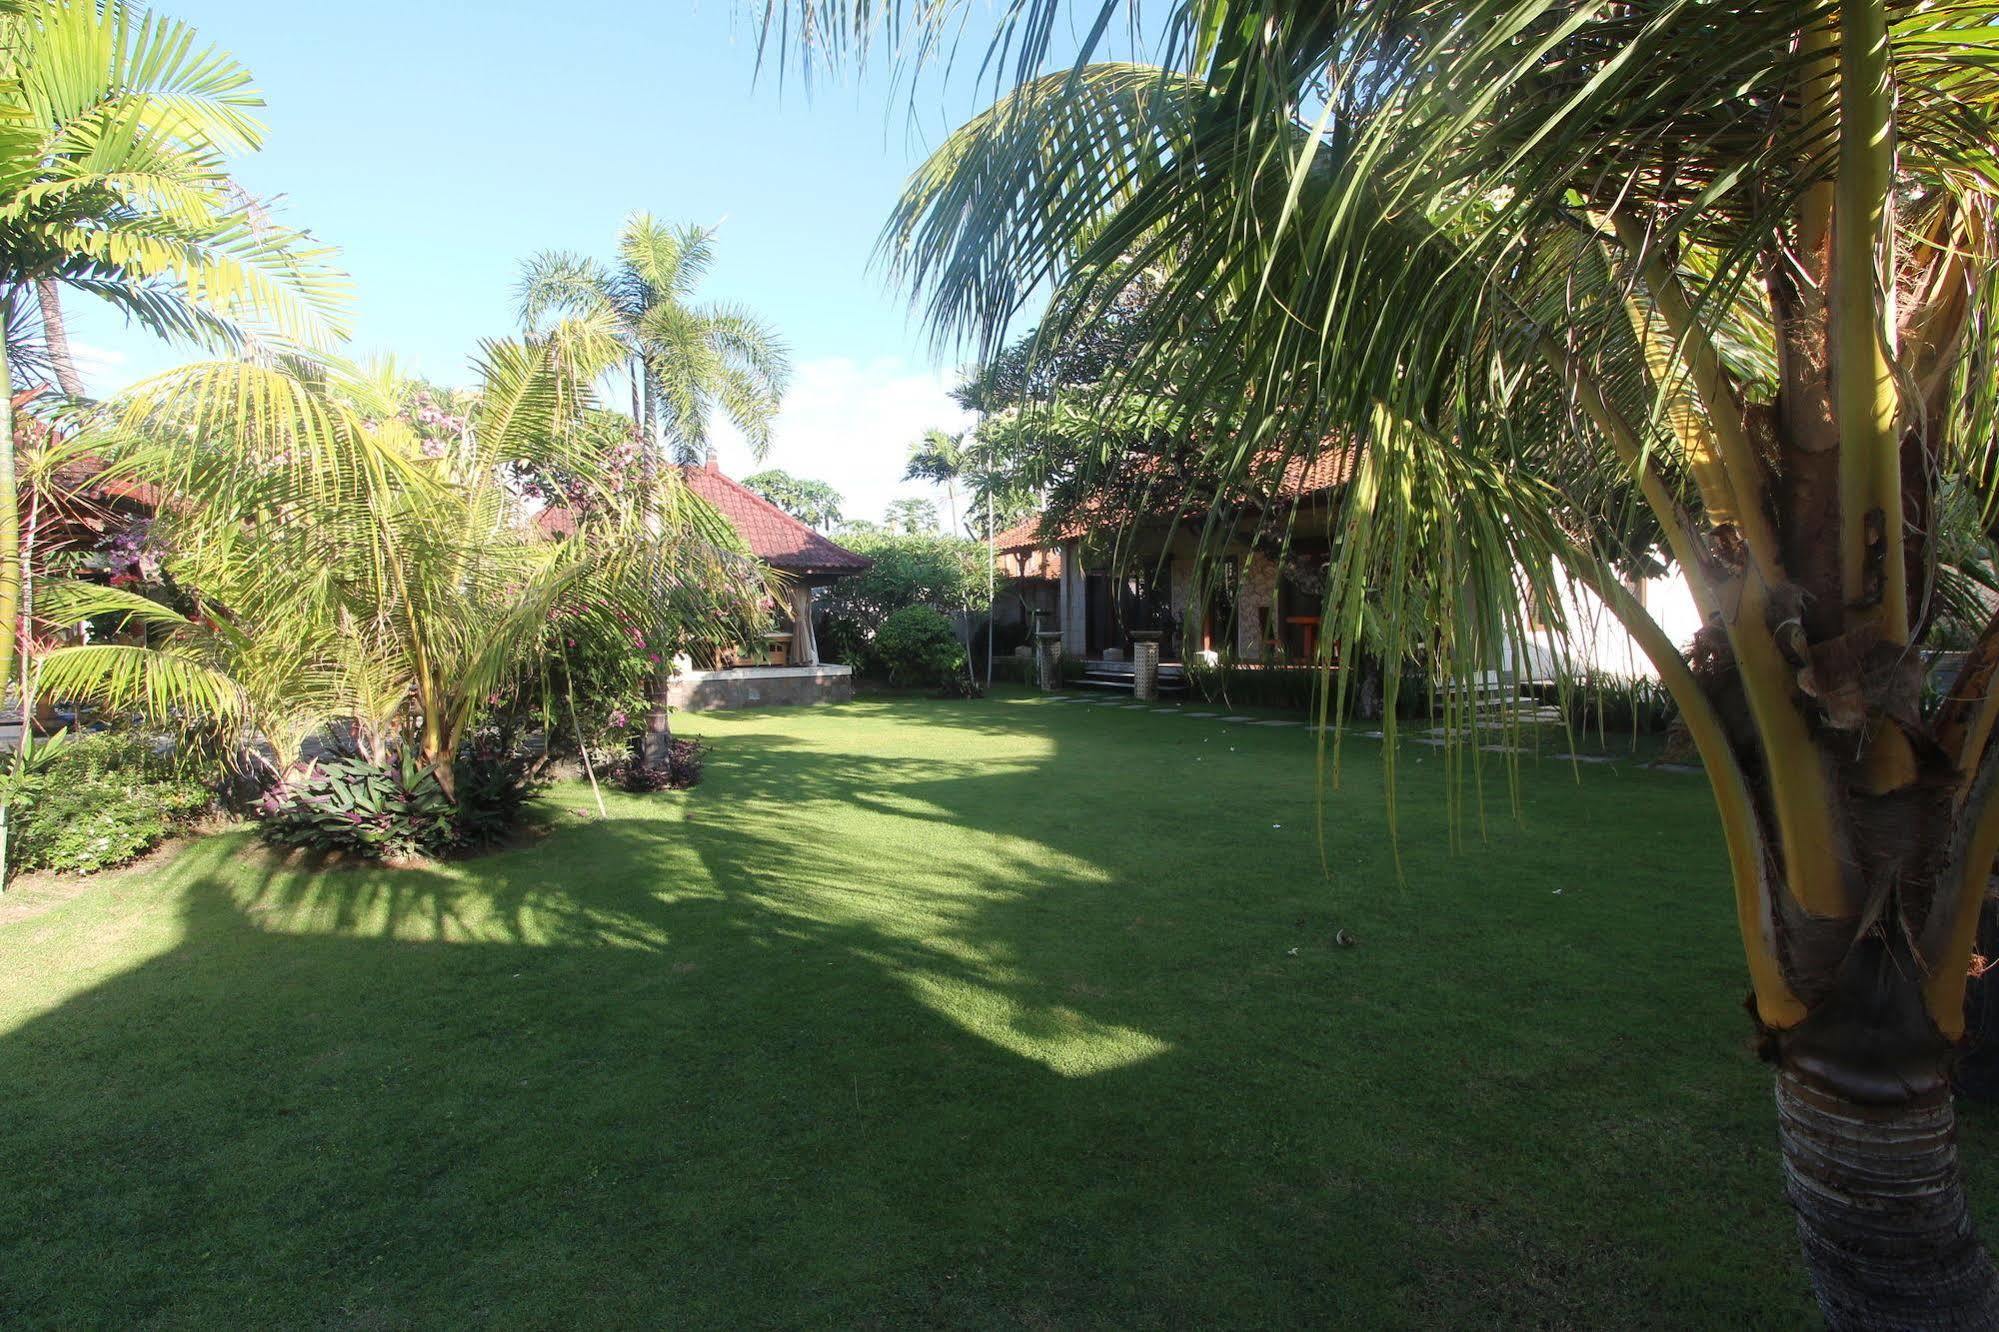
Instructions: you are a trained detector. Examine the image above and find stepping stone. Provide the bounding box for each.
[1252,720,1302,727]
[1480,743,1526,754]
[1650,762,1703,775]
[1217,715,1258,723]
[1359,730,1385,739]
[1121,703,1149,709]
[1183,711,1218,718]
[1554,752,1615,765]
[1412,737,1447,747]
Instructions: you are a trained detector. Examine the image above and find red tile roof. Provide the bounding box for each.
[679,461,871,574]
[993,441,1361,553]
[539,460,871,576]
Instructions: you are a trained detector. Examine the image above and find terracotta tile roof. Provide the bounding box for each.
[678,461,871,574]
[993,441,1361,553]
[538,461,871,576]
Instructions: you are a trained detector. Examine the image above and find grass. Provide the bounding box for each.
[2,691,1992,1325]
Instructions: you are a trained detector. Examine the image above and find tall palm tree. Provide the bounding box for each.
[769,0,1999,1321]
[517,215,789,761]
[516,214,789,465]
[903,427,966,534]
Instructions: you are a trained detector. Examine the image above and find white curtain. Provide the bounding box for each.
[791,581,818,665]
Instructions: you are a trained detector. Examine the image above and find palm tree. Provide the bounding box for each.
[46,322,771,801]
[516,215,789,761]
[0,0,344,886]
[769,1,1999,1321]
[516,214,789,465]
[903,428,966,534]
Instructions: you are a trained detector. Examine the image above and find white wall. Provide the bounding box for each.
[1507,564,1703,682]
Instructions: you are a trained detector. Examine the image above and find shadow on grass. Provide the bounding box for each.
[0,695,1876,1325]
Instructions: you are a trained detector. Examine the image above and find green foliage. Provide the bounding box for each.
[450,747,548,850]
[817,532,989,671]
[882,497,939,534]
[872,606,966,688]
[1548,672,1676,740]
[256,752,456,862]
[743,469,843,530]
[257,742,547,862]
[11,730,212,875]
[1186,663,1325,716]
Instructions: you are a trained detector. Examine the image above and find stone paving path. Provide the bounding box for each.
[1035,695,1699,775]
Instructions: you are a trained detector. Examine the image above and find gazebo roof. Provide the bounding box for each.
[536,459,871,578]
[678,460,871,576]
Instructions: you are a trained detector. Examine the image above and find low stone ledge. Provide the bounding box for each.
[666,665,855,712]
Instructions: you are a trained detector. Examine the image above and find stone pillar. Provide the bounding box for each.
[1130,630,1162,702]
[1034,631,1064,692]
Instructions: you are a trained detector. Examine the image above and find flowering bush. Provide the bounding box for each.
[608,738,707,792]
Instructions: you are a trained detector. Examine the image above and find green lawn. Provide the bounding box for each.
[3,692,1994,1326]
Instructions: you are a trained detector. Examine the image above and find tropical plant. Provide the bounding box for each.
[516,213,789,759]
[0,0,345,888]
[516,215,788,464]
[903,428,967,534]
[743,467,844,529]
[768,0,1999,1319]
[256,750,455,862]
[882,496,938,534]
[45,323,770,822]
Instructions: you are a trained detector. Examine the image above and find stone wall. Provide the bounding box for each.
[667,665,855,712]
[1237,553,1279,660]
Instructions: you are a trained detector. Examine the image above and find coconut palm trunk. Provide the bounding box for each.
[0,325,22,719]
[1775,989,1998,1324]
[35,279,83,399]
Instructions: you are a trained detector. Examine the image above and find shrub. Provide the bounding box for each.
[872,606,967,688]
[608,738,707,792]
[11,730,213,875]
[1560,671,1675,736]
[451,745,548,849]
[818,532,990,630]
[257,751,455,861]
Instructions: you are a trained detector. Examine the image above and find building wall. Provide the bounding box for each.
[1059,539,1088,656]
[1507,565,1704,681]
[1236,553,1279,660]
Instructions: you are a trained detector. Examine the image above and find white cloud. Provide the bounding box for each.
[66,340,130,390]
[710,355,975,532]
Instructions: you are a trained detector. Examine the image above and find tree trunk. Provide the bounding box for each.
[1776,1064,1999,1328]
[0,325,21,713]
[35,279,83,399]
[641,666,672,765]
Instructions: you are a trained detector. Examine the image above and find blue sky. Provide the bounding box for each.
[71,0,1001,527]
